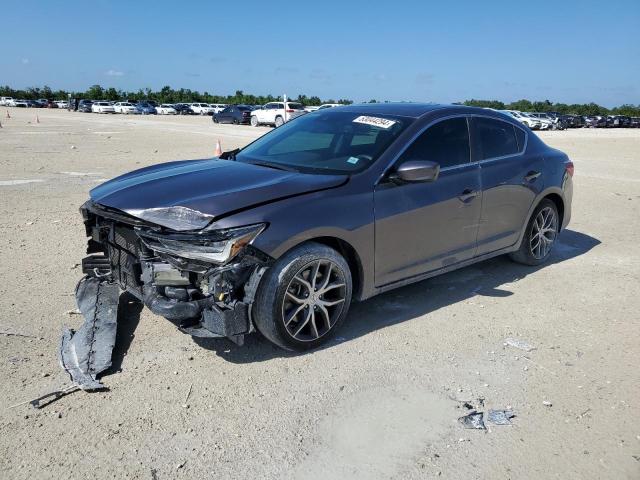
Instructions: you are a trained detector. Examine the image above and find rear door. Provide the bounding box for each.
[472,116,545,255]
[374,116,482,285]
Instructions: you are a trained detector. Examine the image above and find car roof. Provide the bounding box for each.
[337,103,506,119]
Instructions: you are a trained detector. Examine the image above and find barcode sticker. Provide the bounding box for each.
[353,116,396,129]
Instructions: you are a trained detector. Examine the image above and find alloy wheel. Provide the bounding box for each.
[530,206,557,259]
[281,260,346,342]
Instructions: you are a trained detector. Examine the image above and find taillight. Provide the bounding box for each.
[565,161,574,177]
[286,109,295,113]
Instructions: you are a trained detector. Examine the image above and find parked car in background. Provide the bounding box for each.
[26,100,39,108]
[212,105,253,124]
[173,103,194,115]
[563,114,584,128]
[55,100,69,109]
[209,104,227,114]
[317,103,343,110]
[113,102,138,114]
[630,117,640,128]
[530,112,565,130]
[136,102,157,115]
[157,104,177,115]
[14,99,29,108]
[0,97,15,106]
[304,106,320,112]
[189,103,214,115]
[500,110,541,129]
[78,100,93,112]
[91,101,115,114]
[584,115,607,128]
[250,101,306,127]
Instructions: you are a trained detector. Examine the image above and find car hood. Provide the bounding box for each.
[90,159,347,229]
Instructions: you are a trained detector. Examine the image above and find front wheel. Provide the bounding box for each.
[509,199,559,266]
[253,242,353,351]
[250,116,259,127]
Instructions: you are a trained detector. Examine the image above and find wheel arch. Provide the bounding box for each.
[277,236,364,301]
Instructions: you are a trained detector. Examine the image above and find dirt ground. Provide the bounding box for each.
[0,108,638,480]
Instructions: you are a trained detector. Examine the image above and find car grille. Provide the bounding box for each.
[106,225,143,298]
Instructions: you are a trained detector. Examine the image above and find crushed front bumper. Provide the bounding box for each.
[80,201,272,344]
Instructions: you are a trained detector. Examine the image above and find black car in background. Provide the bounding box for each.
[173,103,194,115]
[78,100,93,112]
[631,117,640,128]
[213,104,253,124]
[584,115,607,128]
[79,104,573,350]
[564,114,584,128]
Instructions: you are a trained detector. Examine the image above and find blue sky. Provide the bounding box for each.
[4,0,639,106]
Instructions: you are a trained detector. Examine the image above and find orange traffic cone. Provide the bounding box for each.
[214,139,222,156]
[6,110,10,119]
[35,114,40,124]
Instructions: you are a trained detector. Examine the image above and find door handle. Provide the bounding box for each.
[458,189,478,203]
[524,170,541,182]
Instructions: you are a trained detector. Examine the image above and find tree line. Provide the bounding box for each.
[461,99,640,117]
[0,84,353,107]
[1,84,638,116]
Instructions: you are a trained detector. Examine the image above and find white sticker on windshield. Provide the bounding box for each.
[347,156,359,164]
[352,115,397,129]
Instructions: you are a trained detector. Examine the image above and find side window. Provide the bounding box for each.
[398,117,470,169]
[475,117,519,160]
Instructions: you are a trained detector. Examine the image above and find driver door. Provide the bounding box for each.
[374,116,482,286]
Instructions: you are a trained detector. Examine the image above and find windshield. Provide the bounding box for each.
[236,110,412,174]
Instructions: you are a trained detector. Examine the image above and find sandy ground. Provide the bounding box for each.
[0,107,639,480]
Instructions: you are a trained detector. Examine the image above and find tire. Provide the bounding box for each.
[212,116,218,123]
[233,119,239,125]
[250,116,259,127]
[274,116,284,128]
[253,242,353,351]
[509,199,559,266]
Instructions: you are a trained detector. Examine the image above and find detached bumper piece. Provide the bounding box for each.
[59,276,120,390]
[181,302,250,346]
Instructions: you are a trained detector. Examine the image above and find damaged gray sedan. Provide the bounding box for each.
[78,104,573,351]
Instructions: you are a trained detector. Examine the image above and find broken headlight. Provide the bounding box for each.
[124,206,214,231]
[137,223,266,264]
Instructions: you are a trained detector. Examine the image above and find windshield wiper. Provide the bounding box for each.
[247,161,299,172]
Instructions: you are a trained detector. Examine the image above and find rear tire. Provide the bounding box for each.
[253,242,352,351]
[250,116,259,127]
[274,116,284,128]
[509,199,559,266]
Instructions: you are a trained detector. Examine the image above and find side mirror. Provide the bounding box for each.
[390,160,440,183]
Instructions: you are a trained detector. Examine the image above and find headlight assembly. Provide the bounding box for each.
[124,206,214,231]
[137,223,266,264]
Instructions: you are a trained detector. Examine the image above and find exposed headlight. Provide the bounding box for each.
[124,206,214,231]
[137,223,266,264]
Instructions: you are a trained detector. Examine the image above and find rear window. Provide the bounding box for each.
[475,117,519,160]
[287,103,304,110]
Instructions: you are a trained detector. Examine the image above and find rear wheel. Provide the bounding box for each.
[250,116,259,127]
[253,243,352,351]
[509,199,559,266]
[274,116,284,128]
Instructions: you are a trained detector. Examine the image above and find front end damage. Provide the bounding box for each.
[79,200,272,346]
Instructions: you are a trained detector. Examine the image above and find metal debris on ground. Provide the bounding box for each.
[487,409,516,425]
[458,411,486,430]
[504,337,536,352]
[59,276,120,391]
